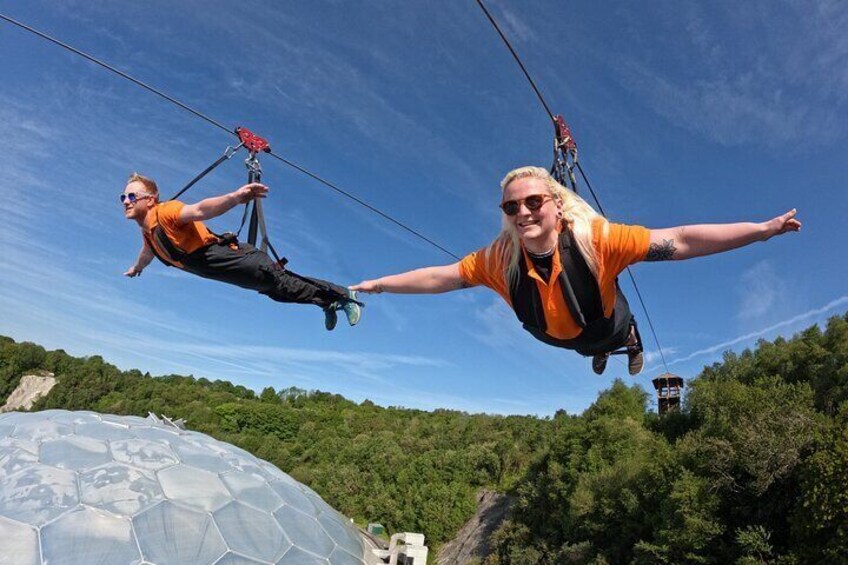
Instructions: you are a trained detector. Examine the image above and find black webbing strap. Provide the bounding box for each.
[167,143,243,202]
[246,158,261,247]
[236,152,288,268]
[558,230,605,327]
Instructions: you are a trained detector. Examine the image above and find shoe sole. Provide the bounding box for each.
[628,353,644,375]
[344,305,361,326]
[592,354,609,375]
[325,304,338,331]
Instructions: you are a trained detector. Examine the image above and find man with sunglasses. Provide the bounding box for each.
[122,172,361,331]
[351,166,800,376]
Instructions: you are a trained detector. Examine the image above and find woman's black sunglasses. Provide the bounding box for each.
[499,194,552,216]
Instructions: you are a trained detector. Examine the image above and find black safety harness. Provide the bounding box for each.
[145,127,284,269]
[508,228,636,356]
[504,117,641,358]
[143,127,364,306]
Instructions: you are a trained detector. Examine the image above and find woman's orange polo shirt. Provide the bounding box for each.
[458,219,650,340]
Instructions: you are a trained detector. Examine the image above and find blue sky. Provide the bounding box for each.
[1,1,846,416]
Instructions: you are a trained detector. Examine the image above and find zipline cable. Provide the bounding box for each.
[474,0,555,122]
[0,14,232,136]
[474,2,609,227]
[576,162,669,369]
[267,152,460,260]
[474,0,670,373]
[0,12,461,261]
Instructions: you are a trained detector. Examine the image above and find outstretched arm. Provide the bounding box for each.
[178,183,268,223]
[351,263,472,294]
[646,209,801,261]
[124,245,155,277]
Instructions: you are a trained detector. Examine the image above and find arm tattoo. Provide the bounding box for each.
[455,280,474,289]
[646,239,677,261]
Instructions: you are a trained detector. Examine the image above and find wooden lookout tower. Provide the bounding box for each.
[652,373,684,415]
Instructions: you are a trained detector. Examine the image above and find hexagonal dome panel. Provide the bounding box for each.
[214,554,268,564]
[111,438,179,471]
[79,463,164,515]
[0,515,39,565]
[10,419,74,443]
[0,411,378,565]
[269,481,320,518]
[133,500,227,564]
[41,506,140,565]
[220,471,284,512]
[0,444,38,479]
[278,546,330,564]
[0,463,78,525]
[214,501,291,562]
[40,435,111,470]
[75,420,134,442]
[274,505,335,558]
[158,464,232,512]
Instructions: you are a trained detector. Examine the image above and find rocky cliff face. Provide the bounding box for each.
[436,489,513,565]
[0,372,56,412]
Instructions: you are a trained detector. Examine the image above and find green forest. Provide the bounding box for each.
[1,312,847,564]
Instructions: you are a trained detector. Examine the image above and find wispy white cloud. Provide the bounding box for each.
[613,58,841,147]
[644,347,677,366]
[85,329,452,393]
[470,298,525,349]
[494,4,535,44]
[736,260,788,320]
[579,0,848,148]
[669,295,848,365]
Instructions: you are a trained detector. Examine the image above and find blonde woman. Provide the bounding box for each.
[351,166,800,375]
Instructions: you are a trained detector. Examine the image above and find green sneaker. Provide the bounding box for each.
[342,290,361,327]
[324,303,338,331]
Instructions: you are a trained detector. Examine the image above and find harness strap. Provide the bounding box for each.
[156,125,290,269]
[550,115,579,192]
[168,143,243,202]
[143,228,185,268]
[238,142,288,269]
[511,230,604,332]
[559,230,605,327]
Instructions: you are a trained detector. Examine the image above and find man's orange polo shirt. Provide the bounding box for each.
[458,219,650,340]
[142,201,218,266]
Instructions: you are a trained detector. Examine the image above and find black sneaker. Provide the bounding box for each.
[592,352,610,375]
[324,303,338,331]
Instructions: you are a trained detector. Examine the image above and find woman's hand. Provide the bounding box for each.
[350,280,384,294]
[763,209,801,240]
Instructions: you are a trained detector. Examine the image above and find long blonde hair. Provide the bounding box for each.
[491,166,606,285]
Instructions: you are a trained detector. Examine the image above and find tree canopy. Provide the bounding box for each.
[2,312,846,562]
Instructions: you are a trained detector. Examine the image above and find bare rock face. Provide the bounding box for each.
[436,489,513,565]
[0,373,57,412]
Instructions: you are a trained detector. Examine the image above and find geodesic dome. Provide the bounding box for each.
[0,410,380,565]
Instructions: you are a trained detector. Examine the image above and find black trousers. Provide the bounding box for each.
[180,242,349,309]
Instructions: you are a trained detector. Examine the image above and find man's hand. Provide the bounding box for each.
[764,209,802,240]
[124,266,143,277]
[234,183,269,204]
